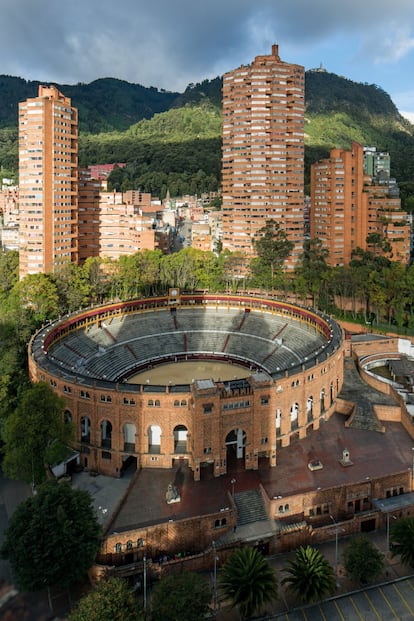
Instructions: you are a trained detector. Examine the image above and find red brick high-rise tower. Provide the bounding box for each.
[221,45,305,269]
[18,86,78,278]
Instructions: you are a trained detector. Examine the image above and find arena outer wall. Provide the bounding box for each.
[28,292,345,480]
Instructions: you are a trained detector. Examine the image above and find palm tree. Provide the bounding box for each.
[219,547,278,620]
[390,517,414,568]
[282,545,336,604]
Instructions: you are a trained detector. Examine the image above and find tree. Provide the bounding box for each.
[251,220,293,290]
[390,517,414,568]
[0,480,102,592]
[295,238,330,307]
[69,577,141,621]
[282,546,336,604]
[150,571,211,621]
[9,272,60,324]
[343,535,385,585]
[2,382,73,487]
[0,250,19,302]
[219,547,278,620]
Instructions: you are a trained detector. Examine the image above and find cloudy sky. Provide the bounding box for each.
[2,0,414,120]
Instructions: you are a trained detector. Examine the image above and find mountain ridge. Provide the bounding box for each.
[0,71,413,199]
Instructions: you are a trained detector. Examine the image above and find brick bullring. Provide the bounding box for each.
[28,292,345,478]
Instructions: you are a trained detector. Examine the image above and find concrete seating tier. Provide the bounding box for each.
[46,307,327,381]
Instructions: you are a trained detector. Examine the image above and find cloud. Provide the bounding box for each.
[1,0,414,99]
[370,25,414,64]
[401,111,414,123]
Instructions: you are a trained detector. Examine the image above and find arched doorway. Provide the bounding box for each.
[173,425,188,453]
[226,428,246,470]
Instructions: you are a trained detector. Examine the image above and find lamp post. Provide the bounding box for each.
[412,448,414,489]
[212,541,218,617]
[231,478,236,498]
[143,555,147,613]
[386,512,397,553]
[330,515,339,581]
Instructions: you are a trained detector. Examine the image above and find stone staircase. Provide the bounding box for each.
[234,489,268,525]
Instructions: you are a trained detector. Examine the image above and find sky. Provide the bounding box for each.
[2,0,414,121]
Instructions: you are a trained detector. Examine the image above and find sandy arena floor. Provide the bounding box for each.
[127,360,251,384]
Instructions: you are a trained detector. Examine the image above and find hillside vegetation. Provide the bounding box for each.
[1,71,414,199]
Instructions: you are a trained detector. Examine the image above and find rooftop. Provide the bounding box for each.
[93,357,414,537]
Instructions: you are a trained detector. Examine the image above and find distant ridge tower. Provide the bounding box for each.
[221,44,305,269]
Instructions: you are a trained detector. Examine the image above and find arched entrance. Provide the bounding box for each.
[225,428,246,471]
[173,425,188,453]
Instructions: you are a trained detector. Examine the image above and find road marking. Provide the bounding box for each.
[333,600,346,620]
[379,586,399,619]
[363,591,382,620]
[392,582,414,616]
[405,577,414,594]
[349,595,365,620]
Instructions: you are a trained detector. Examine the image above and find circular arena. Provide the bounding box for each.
[29,292,344,479]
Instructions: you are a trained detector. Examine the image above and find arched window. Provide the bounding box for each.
[115,543,122,553]
[80,416,91,444]
[307,396,313,422]
[290,403,299,431]
[275,408,281,437]
[148,425,161,454]
[64,410,72,424]
[174,400,180,407]
[123,423,136,452]
[155,399,161,407]
[126,540,133,550]
[180,400,187,406]
[101,420,112,449]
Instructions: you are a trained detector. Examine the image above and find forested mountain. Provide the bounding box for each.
[0,71,413,199]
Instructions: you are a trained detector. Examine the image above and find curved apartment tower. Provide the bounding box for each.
[221,44,305,269]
